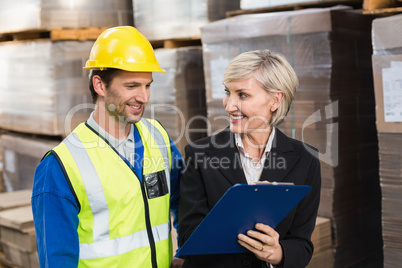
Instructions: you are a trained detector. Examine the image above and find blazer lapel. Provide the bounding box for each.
[204,128,247,186]
[260,129,300,183]
[204,128,299,185]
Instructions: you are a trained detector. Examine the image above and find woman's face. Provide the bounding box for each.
[223,76,283,135]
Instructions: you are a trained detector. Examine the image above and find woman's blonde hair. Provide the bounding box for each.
[223,49,298,126]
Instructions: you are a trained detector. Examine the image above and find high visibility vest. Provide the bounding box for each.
[51,118,173,268]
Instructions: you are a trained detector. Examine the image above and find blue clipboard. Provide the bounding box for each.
[178,183,311,255]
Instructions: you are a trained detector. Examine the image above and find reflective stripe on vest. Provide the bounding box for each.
[64,133,109,244]
[79,223,169,259]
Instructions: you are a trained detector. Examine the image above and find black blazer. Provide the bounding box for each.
[179,127,321,268]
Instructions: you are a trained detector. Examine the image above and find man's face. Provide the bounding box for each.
[103,71,153,124]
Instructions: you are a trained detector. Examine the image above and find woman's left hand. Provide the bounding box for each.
[238,223,283,266]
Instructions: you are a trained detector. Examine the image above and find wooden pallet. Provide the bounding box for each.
[226,0,364,17]
[363,0,402,10]
[0,27,107,43]
[359,5,402,14]
[150,37,202,49]
[0,27,202,49]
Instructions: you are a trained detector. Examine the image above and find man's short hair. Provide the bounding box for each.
[88,68,122,103]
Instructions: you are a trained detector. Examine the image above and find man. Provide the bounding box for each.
[32,26,184,268]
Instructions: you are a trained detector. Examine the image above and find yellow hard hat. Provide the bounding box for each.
[83,26,165,73]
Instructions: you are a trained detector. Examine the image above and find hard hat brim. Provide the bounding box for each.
[83,60,166,73]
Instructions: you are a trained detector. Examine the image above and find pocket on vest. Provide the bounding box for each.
[144,171,169,199]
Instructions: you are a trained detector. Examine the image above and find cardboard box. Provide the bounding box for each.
[311,217,332,254]
[1,242,38,268]
[0,190,32,211]
[0,252,15,268]
[0,205,35,267]
[372,54,402,133]
[0,206,34,232]
[307,217,333,267]
[307,249,334,268]
[0,190,32,260]
[0,227,36,252]
[30,251,39,268]
[372,14,402,133]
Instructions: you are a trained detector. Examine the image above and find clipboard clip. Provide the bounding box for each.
[252,181,295,185]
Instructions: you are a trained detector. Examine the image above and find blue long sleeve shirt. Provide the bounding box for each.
[31,123,183,268]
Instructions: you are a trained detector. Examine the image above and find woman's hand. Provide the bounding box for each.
[238,223,283,266]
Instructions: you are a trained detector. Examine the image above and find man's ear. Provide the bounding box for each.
[271,92,284,112]
[93,75,106,97]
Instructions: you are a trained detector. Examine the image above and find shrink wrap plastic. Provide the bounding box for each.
[0,0,133,33]
[0,41,94,136]
[133,0,240,41]
[372,14,402,268]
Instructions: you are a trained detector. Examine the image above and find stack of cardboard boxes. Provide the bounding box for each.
[372,13,402,268]
[133,1,249,154]
[0,41,94,136]
[133,0,240,41]
[0,0,135,191]
[0,135,3,193]
[0,0,133,33]
[0,190,34,267]
[144,47,208,155]
[0,135,59,192]
[0,207,37,268]
[307,217,333,268]
[0,1,134,266]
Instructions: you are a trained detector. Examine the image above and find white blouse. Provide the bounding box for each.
[235,127,276,184]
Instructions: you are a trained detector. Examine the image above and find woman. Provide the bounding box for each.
[179,50,321,268]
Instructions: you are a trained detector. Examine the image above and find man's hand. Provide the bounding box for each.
[171,257,184,268]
